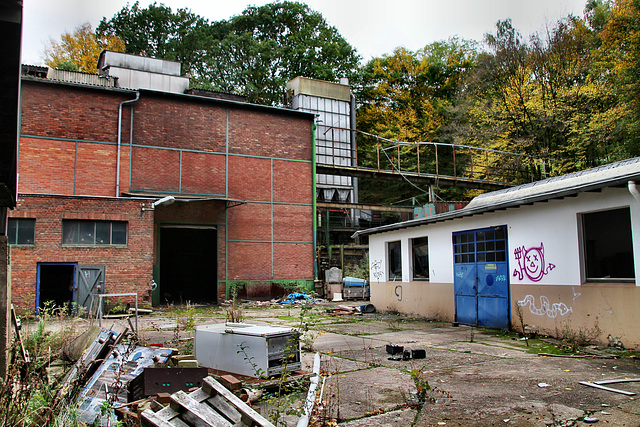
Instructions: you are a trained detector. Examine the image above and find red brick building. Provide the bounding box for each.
[10,56,315,312]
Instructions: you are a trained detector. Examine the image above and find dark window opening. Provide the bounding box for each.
[582,207,635,281]
[411,237,429,281]
[8,218,35,245]
[63,220,127,246]
[388,240,402,280]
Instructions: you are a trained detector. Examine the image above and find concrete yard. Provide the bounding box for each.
[44,301,640,426]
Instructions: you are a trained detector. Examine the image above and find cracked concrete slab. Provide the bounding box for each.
[323,366,415,421]
[63,303,640,426]
[311,331,387,353]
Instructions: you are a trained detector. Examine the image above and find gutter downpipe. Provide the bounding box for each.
[629,181,640,203]
[116,92,140,197]
[312,121,318,281]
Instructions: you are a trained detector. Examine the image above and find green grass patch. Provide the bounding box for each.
[524,338,579,355]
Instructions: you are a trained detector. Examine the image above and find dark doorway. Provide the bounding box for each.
[159,227,217,304]
[37,263,75,312]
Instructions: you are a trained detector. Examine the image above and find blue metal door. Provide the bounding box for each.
[453,226,510,329]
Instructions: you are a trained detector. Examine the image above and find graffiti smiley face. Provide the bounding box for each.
[513,242,555,282]
[524,246,544,281]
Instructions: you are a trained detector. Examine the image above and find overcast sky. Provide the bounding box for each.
[21,0,588,66]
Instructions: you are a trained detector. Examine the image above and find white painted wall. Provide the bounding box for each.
[369,186,640,288]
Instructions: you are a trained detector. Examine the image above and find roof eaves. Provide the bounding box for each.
[353,166,640,239]
[138,88,316,119]
[21,75,135,94]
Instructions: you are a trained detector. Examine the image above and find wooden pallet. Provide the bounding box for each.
[141,376,275,427]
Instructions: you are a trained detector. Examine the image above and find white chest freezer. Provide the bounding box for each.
[194,323,301,378]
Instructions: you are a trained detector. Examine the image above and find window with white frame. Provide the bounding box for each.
[388,240,402,280]
[62,220,127,246]
[411,236,429,280]
[581,207,635,282]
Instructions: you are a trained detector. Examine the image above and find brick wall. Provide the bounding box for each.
[133,95,227,152]
[8,195,154,312]
[20,81,133,143]
[19,80,133,196]
[17,79,315,305]
[228,109,312,160]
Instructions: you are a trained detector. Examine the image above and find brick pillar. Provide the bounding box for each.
[0,236,9,379]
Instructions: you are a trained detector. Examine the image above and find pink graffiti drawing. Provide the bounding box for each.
[513,243,555,282]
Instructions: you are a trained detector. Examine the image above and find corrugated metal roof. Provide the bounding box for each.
[353,157,640,238]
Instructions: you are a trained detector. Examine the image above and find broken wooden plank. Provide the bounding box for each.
[141,375,274,427]
[578,381,637,396]
[189,389,242,425]
[141,408,190,427]
[169,390,232,427]
[207,395,243,425]
[202,376,276,427]
[11,305,29,362]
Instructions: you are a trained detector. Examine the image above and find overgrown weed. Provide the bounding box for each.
[555,320,601,353]
[0,304,84,426]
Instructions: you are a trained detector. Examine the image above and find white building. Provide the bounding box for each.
[355,157,640,348]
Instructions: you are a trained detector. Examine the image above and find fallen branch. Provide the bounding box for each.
[538,352,616,359]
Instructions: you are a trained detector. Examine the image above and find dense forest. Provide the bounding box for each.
[45,0,640,203]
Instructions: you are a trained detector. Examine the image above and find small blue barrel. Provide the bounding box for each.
[343,276,368,287]
[360,303,375,313]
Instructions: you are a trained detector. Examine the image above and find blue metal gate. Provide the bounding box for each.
[453,225,510,329]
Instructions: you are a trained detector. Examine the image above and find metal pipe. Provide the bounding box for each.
[116,92,140,197]
[629,181,640,203]
[350,94,357,167]
[312,122,318,280]
[327,125,535,159]
[296,352,321,427]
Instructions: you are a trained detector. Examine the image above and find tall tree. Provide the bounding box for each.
[44,22,124,73]
[96,2,210,79]
[449,16,628,175]
[597,0,640,153]
[357,39,477,150]
[355,39,478,203]
[202,1,361,104]
[97,1,361,105]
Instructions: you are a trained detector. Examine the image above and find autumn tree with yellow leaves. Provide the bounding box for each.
[44,22,124,73]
